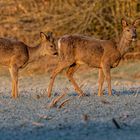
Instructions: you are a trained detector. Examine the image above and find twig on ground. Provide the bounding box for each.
[32,122,45,127]
[82,114,89,122]
[48,88,68,108]
[37,114,52,120]
[112,118,121,129]
[101,99,111,104]
[58,98,71,108]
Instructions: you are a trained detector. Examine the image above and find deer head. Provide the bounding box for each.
[121,18,140,42]
[40,32,58,56]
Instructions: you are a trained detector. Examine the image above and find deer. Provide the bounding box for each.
[47,18,140,97]
[0,32,57,98]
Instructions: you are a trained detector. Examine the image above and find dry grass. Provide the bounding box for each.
[1,0,139,43]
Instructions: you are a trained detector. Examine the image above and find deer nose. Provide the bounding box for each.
[132,34,137,41]
[132,34,137,39]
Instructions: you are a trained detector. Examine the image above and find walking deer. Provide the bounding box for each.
[47,18,140,97]
[0,32,57,98]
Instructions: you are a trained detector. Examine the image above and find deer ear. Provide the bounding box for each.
[40,32,47,41]
[46,31,55,43]
[133,18,140,27]
[121,18,128,28]
[46,31,53,41]
[46,31,53,37]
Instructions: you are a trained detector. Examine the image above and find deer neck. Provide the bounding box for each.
[117,34,132,57]
[27,44,43,63]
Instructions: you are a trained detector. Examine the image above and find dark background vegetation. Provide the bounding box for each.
[0,0,140,74]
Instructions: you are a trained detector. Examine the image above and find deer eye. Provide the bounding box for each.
[50,45,53,48]
[127,29,130,32]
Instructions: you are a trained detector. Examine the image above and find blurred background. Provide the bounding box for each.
[0,0,140,76]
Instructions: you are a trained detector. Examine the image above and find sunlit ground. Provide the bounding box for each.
[0,61,139,140]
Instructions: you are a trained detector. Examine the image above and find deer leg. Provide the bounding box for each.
[47,62,72,98]
[98,69,105,96]
[9,65,18,98]
[66,64,85,97]
[102,64,112,96]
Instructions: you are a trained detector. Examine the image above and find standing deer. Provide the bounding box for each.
[47,18,140,97]
[0,32,57,98]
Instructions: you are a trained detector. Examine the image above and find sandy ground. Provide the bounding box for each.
[0,70,140,140]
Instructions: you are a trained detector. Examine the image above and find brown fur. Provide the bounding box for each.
[47,18,140,97]
[0,32,57,98]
